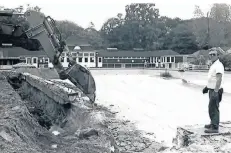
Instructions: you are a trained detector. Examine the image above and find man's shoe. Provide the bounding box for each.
[204,124,212,129]
[204,128,219,133]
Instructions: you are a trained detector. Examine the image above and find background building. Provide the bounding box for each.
[0,43,188,70]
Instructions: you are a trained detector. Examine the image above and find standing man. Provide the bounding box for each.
[202,48,225,133]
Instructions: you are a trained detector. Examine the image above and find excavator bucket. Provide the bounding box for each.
[64,63,96,103]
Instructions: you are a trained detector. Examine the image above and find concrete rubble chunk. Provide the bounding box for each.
[0,130,13,142]
[170,123,231,152]
[23,73,81,104]
[51,144,58,149]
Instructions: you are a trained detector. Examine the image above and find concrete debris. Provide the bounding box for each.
[105,118,164,153]
[162,123,231,153]
[0,70,163,153]
[52,131,60,136]
[12,63,36,69]
[51,144,57,149]
[0,130,13,142]
[3,68,231,153]
[75,128,99,139]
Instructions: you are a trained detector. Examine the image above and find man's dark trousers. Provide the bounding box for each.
[208,89,222,129]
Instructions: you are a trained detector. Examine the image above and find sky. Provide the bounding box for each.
[2,0,231,30]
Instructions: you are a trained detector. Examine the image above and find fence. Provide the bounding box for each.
[192,65,209,70]
[177,63,209,71]
[102,63,145,68]
[102,63,177,69]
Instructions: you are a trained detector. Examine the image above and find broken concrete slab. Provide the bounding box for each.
[168,123,231,153]
[23,72,81,104]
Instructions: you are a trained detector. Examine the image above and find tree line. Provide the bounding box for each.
[100,3,231,54]
[1,3,231,55]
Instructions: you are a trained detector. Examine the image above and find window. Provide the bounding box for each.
[33,58,37,64]
[78,53,83,56]
[171,57,175,63]
[85,57,88,62]
[153,57,156,63]
[72,52,77,57]
[167,57,170,62]
[27,58,31,64]
[20,59,26,63]
[67,58,70,62]
[45,58,49,63]
[3,60,7,65]
[78,57,83,62]
[90,57,94,63]
[99,57,102,62]
[157,57,161,63]
[90,53,94,56]
[73,57,77,61]
[84,53,89,56]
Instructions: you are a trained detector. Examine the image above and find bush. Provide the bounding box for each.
[160,70,172,78]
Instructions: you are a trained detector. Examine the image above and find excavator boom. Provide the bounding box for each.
[0,10,96,102]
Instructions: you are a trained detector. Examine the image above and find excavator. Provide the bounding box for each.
[0,9,96,102]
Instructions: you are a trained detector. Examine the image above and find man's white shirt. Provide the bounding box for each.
[207,59,224,89]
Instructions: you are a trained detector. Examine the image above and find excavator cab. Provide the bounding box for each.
[0,10,96,102]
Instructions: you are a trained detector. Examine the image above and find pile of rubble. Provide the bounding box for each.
[1,68,231,153]
[162,123,231,153]
[0,70,164,153]
[0,71,117,153]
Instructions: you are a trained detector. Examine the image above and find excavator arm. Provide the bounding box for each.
[0,10,96,102]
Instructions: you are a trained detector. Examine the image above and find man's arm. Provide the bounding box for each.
[214,73,222,92]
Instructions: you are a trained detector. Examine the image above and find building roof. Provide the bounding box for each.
[97,50,179,57]
[1,47,179,58]
[1,47,47,57]
[191,50,210,57]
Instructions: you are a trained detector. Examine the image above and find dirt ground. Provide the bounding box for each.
[1,68,231,153]
[0,70,165,153]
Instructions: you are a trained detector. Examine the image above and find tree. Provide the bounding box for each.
[158,16,182,49]
[100,16,124,48]
[56,20,84,40]
[208,3,231,47]
[123,3,161,49]
[220,54,231,69]
[210,3,231,22]
[125,3,159,22]
[87,22,95,30]
[167,23,198,54]
[193,5,204,18]
[191,55,207,65]
[188,18,209,49]
[85,22,105,49]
